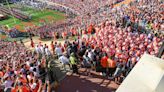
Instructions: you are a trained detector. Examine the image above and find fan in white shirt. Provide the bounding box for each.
[45,46,51,56]
[55,45,62,57]
[35,45,41,54]
[40,45,44,55]
[59,54,70,70]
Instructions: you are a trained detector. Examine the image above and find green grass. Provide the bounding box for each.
[0,16,21,27]
[0,5,66,31]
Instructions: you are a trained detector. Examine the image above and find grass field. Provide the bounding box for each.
[0,4,66,32]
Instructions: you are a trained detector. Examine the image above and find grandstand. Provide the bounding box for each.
[0,3,65,33]
[0,6,30,20]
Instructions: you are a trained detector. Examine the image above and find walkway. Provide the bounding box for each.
[57,68,119,92]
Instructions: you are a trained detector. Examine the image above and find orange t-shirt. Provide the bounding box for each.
[91,44,94,49]
[19,78,27,84]
[51,44,54,50]
[21,86,30,92]
[100,56,108,68]
[107,59,116,68]
[12,86,30,92]
[88,24,93,34]
[64,32,67,36]
[0,71,4,77]
[11,86,18,92]
[73,30,77,35]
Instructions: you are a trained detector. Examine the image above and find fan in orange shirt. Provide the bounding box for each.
[0,71,4,78]
[11,86,18,92]
[50,41,55,54]
[62,32,67,39]
[100,53,108,75]
[21,85,31,92]
[53,32,57,41]
[12,82,31,92]
[88,24,93,34]
[107,58,117,77]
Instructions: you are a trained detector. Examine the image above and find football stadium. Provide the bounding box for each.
[0,0,164,92]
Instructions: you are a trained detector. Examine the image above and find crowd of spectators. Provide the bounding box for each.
[17,0,48,11]
[0,28,163,91]
[0,41,59,92]
[0,27,27,38]
[24,0,163,39]
[1,0,163,39]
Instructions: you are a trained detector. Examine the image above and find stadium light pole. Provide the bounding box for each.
[5,0,16,23]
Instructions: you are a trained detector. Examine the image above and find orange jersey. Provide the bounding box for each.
[107,59,116,68]
[100,56,108,68]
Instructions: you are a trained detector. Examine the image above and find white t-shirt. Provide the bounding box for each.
[30,67,34,72]
[30,83,37,89]
[35,47,41,54]
[59,55,69,64]
[27,75,32,81]
[40,46,44,54]
[45,48,51,56]
[55,47,62,56]
[4,80,13,88]
[26,61,30,66]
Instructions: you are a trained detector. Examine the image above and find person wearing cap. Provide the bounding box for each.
[69,53,78,74]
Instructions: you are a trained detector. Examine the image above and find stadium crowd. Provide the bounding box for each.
[0,25,163,91]
[25,0,163,39]
[2,0,163,39]
[0,39,67,92]
[0,0,164,92]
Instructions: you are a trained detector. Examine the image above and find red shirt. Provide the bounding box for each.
[14,41,17,46]
[100,56,108,68]
[21,86,30,92]
[11,86,18,92]
[88,25,93,34]
[0,71,4,77]
[51,43,54,50]
[31,40,34,47]
[33,83,39,92]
